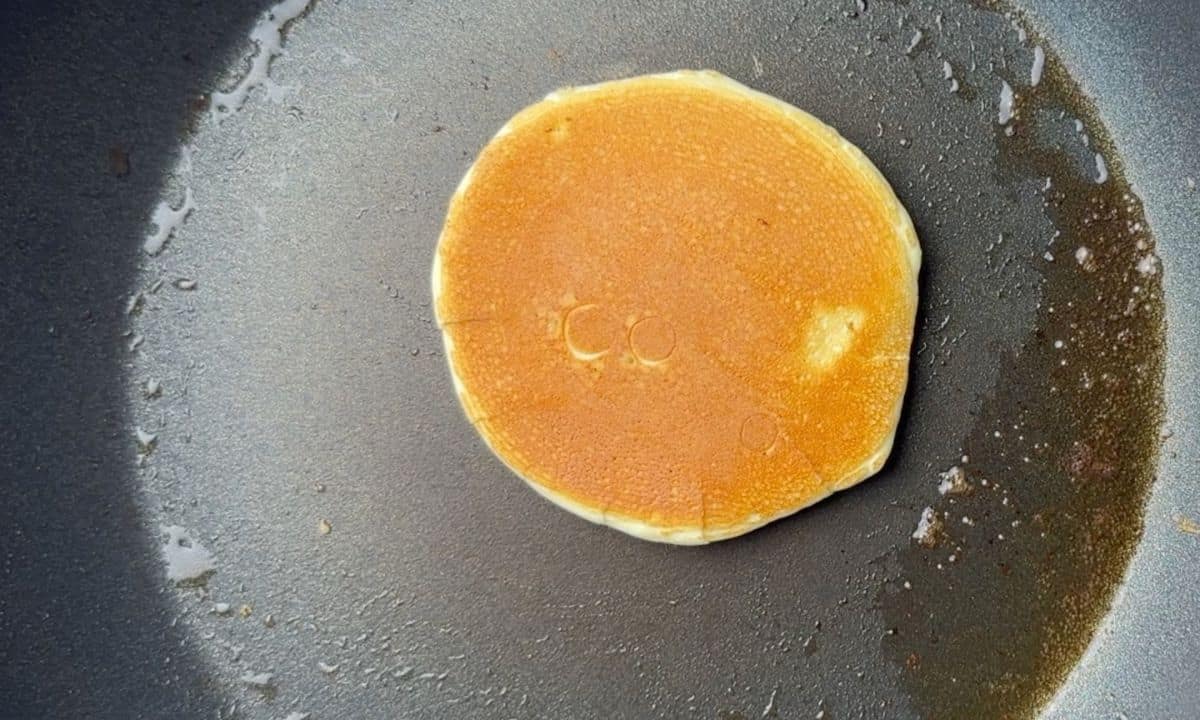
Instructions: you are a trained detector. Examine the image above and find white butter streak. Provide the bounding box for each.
[143,188,196,255]
[159,525,216,583]
[998,81,1016,125]
[210,0,313,120]
[1031,46,1046,87]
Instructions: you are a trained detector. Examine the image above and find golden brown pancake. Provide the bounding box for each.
[433,70,920,544]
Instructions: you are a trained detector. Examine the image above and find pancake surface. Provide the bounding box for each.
[434,70,920,544]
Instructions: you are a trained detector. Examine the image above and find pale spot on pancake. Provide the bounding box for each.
[803,305,866,372]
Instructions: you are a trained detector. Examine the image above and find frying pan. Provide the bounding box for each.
[2,0,1197,718]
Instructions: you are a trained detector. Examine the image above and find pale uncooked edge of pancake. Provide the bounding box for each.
[432,70,921,545]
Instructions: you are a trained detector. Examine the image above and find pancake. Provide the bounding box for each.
[433,70,920,544]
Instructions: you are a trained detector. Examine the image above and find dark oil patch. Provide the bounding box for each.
[880,6,1165,720]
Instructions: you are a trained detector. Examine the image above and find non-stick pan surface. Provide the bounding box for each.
[2,1,1197,719]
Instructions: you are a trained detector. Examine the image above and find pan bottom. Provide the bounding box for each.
[125,1,1163,718]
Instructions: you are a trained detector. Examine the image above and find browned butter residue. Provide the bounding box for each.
[881,5,1166,720]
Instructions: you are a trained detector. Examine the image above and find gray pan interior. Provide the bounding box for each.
[1,1,1197,719]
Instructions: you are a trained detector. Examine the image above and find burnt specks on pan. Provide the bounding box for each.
[881,5,1165,719]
